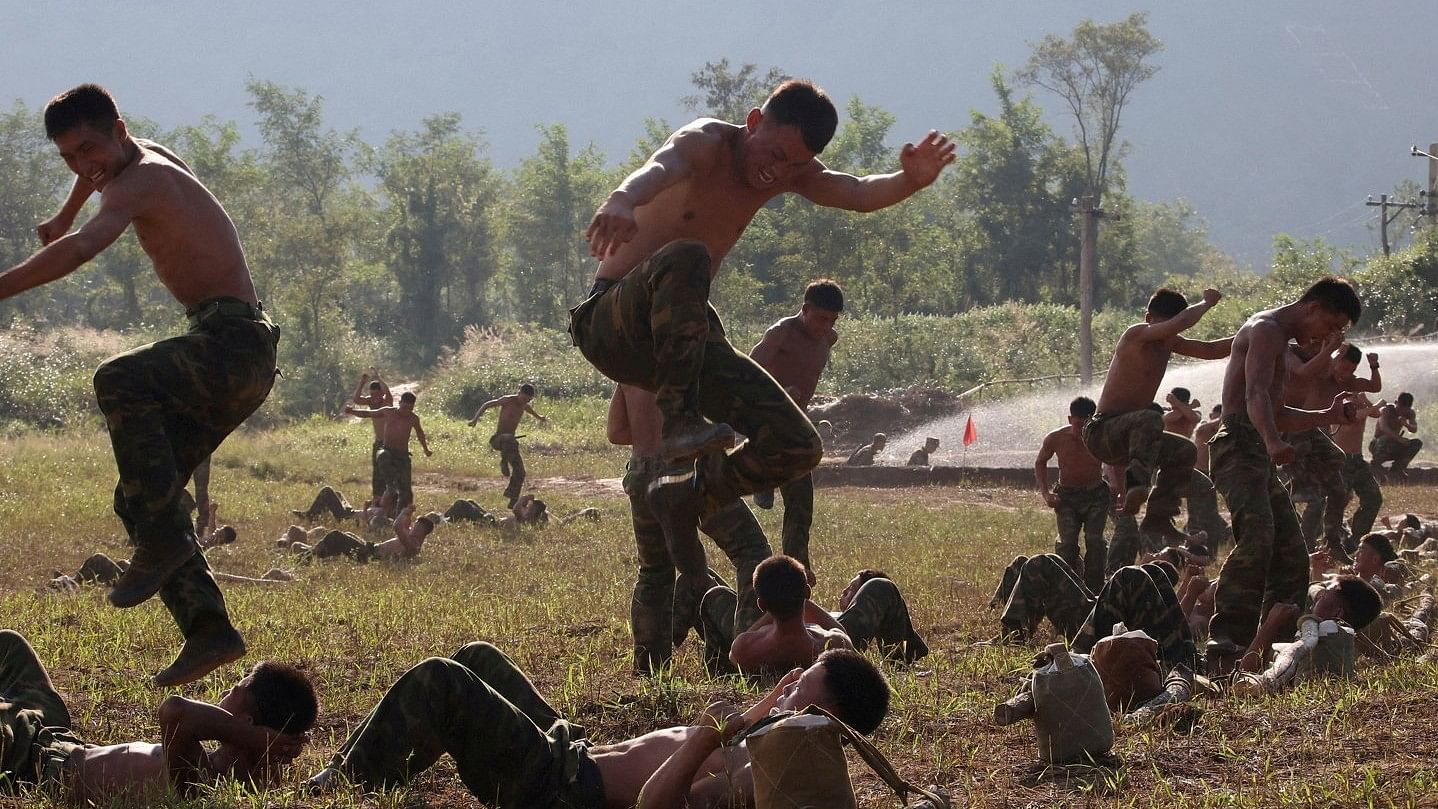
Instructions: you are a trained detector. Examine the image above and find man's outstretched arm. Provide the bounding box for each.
[414,419,432,456]
[793,130,955,213]
[345,405,394,419]
[2,200,132,300]
[468,399,501,426]
[1131,289,1222,342]
[37,175,97,245]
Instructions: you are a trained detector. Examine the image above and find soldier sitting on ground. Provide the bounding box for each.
[907,436,940,466]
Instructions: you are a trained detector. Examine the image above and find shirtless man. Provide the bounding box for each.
[0,629,315,802]
[306,639,890,808]
[1371,392,1422,480]
[569,79,954,563]
[1162,389,1232,546]
[1291,343,1383,553]
[1206,277,1363,674]
[346,391,432,510]
[1194,404,1222,474]
[0,85,281,685]
[291,506,436,563]
[701,561,928,674]
[469,383,547,508]
[1085,288,1231,549]
[1036,397,1109,592]
[352,369,393,497]
[748,279,844,571]
[1330,390,1387,540]
[609,384,772,674]
[908,437,941,466]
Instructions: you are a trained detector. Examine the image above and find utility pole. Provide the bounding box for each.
[1365,193,1425,256]
[1073,196,1115,385]
[1412,143,1438,229]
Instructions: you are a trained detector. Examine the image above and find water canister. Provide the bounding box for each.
[1031,642,1114,764]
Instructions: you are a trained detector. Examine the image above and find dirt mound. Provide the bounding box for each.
[808,386,961,449]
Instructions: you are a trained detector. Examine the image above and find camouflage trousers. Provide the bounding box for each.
[300,486,356,521]
[624,456,771,674]
[1106,514,1141,578]
[778,473,815,573]
[1371,435,1423,475]
[1356,592,1434,660]
[0,631,83,793]
[1083,409,1196,521]
[1284,428,1350,550]
[327,641,603,808]
[304,531,373,563]
[568,240,822,514]
[445,499,497,524]
[834,577,928,662]
[370,439,384,498]
[998,554,1095,641]
[375,448,413,508]
[1071,564,1195,669]
[1052,482,1109,593]
[73,553,127,586]
[490,433,526,503]
[1338,453,1384,539]
[93,309,278,640]
[1186,469,1231,551]
[1209,413,1309,649]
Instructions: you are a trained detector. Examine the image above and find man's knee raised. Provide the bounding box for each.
[92,357,137,402]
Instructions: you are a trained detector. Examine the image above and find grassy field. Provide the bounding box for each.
[2,414,1437,808]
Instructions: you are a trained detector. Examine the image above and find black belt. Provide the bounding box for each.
[186,297,266,329]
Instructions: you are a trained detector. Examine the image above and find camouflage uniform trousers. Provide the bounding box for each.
[997,554,1095,641]
[303,531,374,563]
[300,486,356,521]
[1106,513,1141,578]
[1339,453,1384,539]
[93,308,278,641]
[1052,481,1110,593]
[778,473,814,573]
[0,631,85,793]
[374,448,413,508]
[363,439,381,498]
[445,499,497,524]
[1208,412,1310,649]
[1283,428,1350,550]
[1070,564,1196,670]
[1370,435,1423,475]
[1083,409,1196,521]
[1185,469,1231,552]
[624,455,771,674]
[327,641,603,808]
[567,240,822,515]
[833,577,928,662]
[490,433,526,503]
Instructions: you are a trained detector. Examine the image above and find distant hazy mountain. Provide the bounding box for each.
[5,0,1433,266]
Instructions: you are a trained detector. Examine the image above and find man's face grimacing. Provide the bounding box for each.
[53,120,130,191]
[798,303,840,340]
[741,110,816,190]
[1297,305,1351,345]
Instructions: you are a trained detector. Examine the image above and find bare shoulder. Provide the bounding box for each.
[669,119,734,166]
[1042,426,1068,445]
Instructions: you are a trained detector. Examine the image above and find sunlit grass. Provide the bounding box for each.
[1,425,1437,808]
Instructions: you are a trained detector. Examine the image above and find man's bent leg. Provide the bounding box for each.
[1209,420,1278,651]
[327,656,585,806]
[778,473,814,573]
[1078,484,1110,593]
[1071,566,1194,669]
[1344,454,1383,539]
[624,463,676,674]
[448,642,571,736]
[836,578,928,662]
[1185,469,1230,551]
[1262,468,1311,632]
[1052,488,1084,581]
[697,585,739,675]
[0,631,70,731]
[1143,432,1198,540]
[1106,514,1141,577]
[699,499,773,634]
[1000,554,1094,640]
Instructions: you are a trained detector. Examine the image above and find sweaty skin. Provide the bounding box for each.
[469,393,545,434]
[1035,421,1104,500]
[750,312,839,408]
[1220,304,1357,464]
[1095,290,1230,414]
[69,743,167,802]
[4,130,257,307]
[586,115,954,279]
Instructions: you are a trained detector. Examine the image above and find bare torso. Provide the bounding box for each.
[734,623,849,675]
[1194,418,1221,470]
[70,742,167,803]
[752,317,835,407]
[1221,313,1286,421]
[1331,396,1372,454]
[595,122,791,282]
[1376,406,1415,440]
[590,726,752,808]
[1282,346,1322,411]
[1046,427,1103,487]
[1096,326,1175,413]
[492,397,530,435]
[1164,409,1199,438]
[378,411,420,451]
[107,140,257,309]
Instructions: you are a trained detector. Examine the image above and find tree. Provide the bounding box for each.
[378,113,501,363]
[0,102,69,325]
[682,59,788,122]
[1017,12,1163,382]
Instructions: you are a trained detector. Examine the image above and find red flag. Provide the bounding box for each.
[962,414,978,447]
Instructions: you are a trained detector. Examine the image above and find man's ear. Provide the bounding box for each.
[745,107,763,131]
[113,117,129,141]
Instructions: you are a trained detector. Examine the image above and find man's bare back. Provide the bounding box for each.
[1040,427,1103,488]
[750,315,837,407]
[730,619,851,674]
